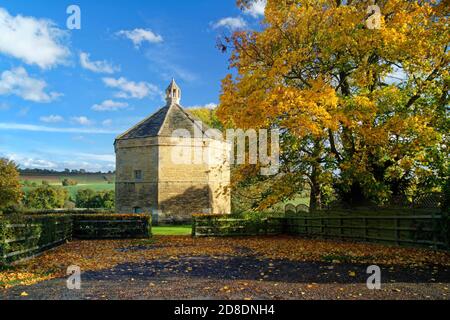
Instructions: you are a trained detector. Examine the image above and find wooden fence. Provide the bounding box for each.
[0,215,73,265]
[73,214,152,239]
[192,211,449,249]
[281,213,448,249]
[192,216,284,237]
[1,213,152,265]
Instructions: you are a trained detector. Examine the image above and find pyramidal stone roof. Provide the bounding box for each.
[116,80,215,141]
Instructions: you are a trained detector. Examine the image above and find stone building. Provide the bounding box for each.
[114,80,231,223]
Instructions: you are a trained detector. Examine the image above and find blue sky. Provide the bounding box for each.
[0,0,265,172]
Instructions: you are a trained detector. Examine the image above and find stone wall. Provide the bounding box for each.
[115,137,159,213]
[115,136,231,222]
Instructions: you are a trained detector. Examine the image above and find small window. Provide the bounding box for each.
[133,207,143,214]
[134,170,142,181]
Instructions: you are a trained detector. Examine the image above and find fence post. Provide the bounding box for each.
[148,212,153,238]
[447,213,450,249]
[191,216,196,237]
[431,211,437,249]
[395,217,400,246]
[282,217,287,235]
[305,216,308,235]
[363,217,367,242]
[0,220,5,266]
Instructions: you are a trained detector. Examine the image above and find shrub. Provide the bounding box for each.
[22,180,31,187]
[64,200,76,209]
[62,178,78,186]
[24,185,69,209]
[75,189,115,209]
[0,158,23,214]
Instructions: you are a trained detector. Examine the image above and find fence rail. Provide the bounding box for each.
[1,213,152,265]
[193,211,449,249]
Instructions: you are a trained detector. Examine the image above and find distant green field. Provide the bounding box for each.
[21,173,114,184]
[21,174,115,199]
[152,225,192,236]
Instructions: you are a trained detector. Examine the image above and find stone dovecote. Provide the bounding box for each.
[114,79,231,223]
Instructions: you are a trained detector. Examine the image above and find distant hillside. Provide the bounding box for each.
[19,168,115,176]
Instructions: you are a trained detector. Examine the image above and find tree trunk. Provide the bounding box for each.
[308,163,322,211]
[309,182,322,211]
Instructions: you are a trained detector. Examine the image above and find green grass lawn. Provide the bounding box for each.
[152,225,192,236]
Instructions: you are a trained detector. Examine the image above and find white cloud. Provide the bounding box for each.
[187,103,218,110]
[79,52,120,74]
[6,153,58,169]
[243,0,266,18]
[1,151,115,172]
[0,7,69,69]
[92,99,128,112]
[0,67,62,103]
[213,17,247,31]
[71,116,93,126]
[40,115,64,123]
[117,28,163,47]
[102,76,161,99]
[0,122,119,134]
[102,119,113,126]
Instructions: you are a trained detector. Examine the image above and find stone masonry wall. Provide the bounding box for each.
[115,138,158,213]
[115,136,231,222]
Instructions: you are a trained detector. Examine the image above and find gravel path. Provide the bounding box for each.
[1,246,449,300]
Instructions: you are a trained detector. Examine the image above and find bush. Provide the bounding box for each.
[64,200,76,209]
[62,178,78,186]
[24,185,69,210]
[75,189,115,209]
[1,203,26,215]
[0,158,23,213]
[22,180,31,187]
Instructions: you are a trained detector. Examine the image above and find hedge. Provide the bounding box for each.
[0,213,152,265]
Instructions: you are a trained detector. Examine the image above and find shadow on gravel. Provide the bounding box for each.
[80,254,450,285]
[2,253,449,300]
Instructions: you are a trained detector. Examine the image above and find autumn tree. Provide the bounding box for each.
[218,0,449,209]
[24,186,69,210]
[187,107,224,130]
[0,158,23,213]
[75,189,115,209]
